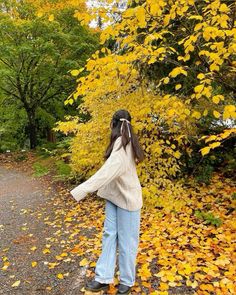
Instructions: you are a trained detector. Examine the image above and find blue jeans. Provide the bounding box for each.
[94,200,141,287]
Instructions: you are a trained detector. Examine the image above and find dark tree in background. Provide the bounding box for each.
[0,1,99,149]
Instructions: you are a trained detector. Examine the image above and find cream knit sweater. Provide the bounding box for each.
[70,136,143,211]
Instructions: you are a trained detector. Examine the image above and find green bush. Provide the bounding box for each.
[35,141,58,158]
[222,152,236,178]
[35,138,72,159]
[0,140,19,152]
[54,160,72,181]
[194,210,222,227]
[55,137,72,150]
[194,164,214,185]
[33,162,49,177]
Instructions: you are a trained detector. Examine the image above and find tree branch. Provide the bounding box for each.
[0,85,21,100]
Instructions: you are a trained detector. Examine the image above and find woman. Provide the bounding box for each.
[70,109,145,295]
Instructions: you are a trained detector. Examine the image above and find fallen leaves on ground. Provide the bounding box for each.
[0,154,235,294]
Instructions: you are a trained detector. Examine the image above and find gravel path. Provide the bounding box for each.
[0,166,88,295]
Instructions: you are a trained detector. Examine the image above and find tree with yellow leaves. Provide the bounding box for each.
[55,0,236,210]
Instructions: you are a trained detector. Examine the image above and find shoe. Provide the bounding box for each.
[85,279,109,292]
[116,283,132,294]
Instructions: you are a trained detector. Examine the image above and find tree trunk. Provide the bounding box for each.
[47,128,56,143]
[27,110,37,149]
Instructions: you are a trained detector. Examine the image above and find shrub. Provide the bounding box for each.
[194,210,222,227]
[194,164,214,185]
[33,162,49,177]
[54,160,72,181]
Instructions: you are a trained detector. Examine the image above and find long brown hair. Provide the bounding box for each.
[104,109,145,163]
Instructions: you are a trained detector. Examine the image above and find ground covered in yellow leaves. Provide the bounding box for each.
[0,153,235,294]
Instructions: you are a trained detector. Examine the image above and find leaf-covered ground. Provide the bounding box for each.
[0,153,235,295]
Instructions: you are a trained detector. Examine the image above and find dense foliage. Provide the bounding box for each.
[55,0,236,208]
[0,0,99,149]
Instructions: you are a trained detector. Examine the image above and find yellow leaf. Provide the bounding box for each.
[90,261,96,267]
[148,56,157,64]
[57,273,64,279]
[209,142,221,149]
[12,280,21,287]
[142,281,151,288]
[175,84,182,90]
[48,262,58,269]
[79,258,88,266]
[159,282,169,290]
[138,263,152,280]
[200,146,211,156]
[166,273,175,282]
[205,135,217,143]
[191,281,198,288]
[174,151,181,159]
[163,77,169,84]
[136,6,146,28]
[223,105,236,119]
[184,109,191,115]
[181,69,188,76]
[194,84,204,93]
[167,109,175,116]
[192,111,201,119]
[194,23,203,31]
[213,110,221,118]
[43,248,50,254]
[219,3,230,13]
[186,279,198,288]
[70,70,79,76]
[124,8,134,18]
[200,284,215,291]
[189,15,203,21]
[210,63,220,71]
[31,261,37,267]
[212,96,219,104]
[203,109,208,116]
[2,262,10,270]
[169,67,187,78]
[60,252,68,257]
[48,14,54,22]
[55,255,63,260]
[37,12,43,18]
[197,73,205,80]
[30,246,37,251]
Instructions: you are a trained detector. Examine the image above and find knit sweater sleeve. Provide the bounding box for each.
[70,137,126,202]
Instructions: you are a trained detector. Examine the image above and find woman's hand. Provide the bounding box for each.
[70,185,88,202]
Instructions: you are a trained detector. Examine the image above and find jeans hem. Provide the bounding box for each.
[119,282,135,287]
[95,276,114,284]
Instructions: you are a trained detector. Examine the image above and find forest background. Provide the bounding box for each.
[0,0,235,207]
[0,0,235,294]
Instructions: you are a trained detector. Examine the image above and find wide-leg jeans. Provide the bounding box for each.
[94,200,141,287]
